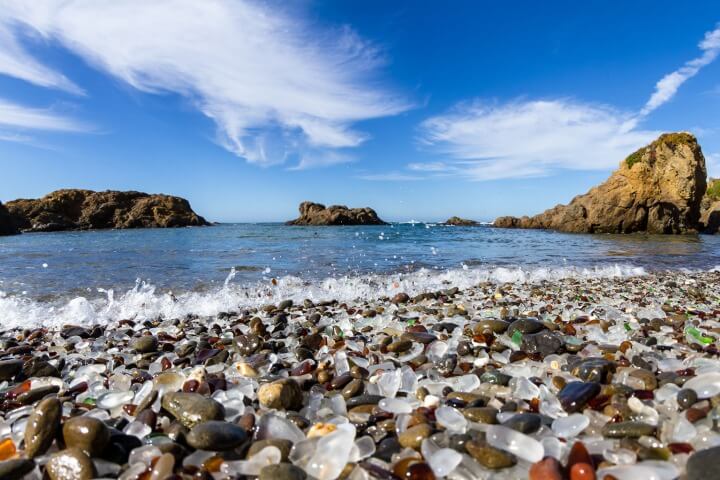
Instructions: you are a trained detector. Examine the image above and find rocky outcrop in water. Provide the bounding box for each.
[286,201,387,226]
[701,178,720,234]
[6,189,209,233]
[494,133,707,234]
[445,216,479,226]
[0,202,19,236]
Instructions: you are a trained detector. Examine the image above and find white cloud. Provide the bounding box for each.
[640,23,720,116]
[0,98,88,132]
[288,151,355,171]
[419,99,659,180]
[0,23,83,94]
[0,0,410,164]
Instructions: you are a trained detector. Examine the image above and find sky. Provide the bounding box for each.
[0,1,719,222]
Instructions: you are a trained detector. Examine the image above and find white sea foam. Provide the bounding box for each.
[0,264,646,329]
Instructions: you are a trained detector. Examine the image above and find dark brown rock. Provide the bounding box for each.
[495,133,707,234]
[0,202,19,236]
[286,201,387,226]
[444,216,479,226]
[6,189,208,233]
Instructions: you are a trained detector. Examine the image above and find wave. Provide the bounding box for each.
[0,264,649,330]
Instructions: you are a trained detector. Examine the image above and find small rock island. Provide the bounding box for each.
[286,201,387,226]
[3,189,209,234]
[444,216,479,226]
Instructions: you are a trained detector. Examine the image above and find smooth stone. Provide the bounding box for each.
[46,448,97,480]
[130,335,158,353]
[572,358,615,383]
[398,423,433,450]
[677,389,698,410]
[247,439,293,461]
[521,331,563,357]
[473,319,509,334]
[480,371,512,386]
[62,416,110,456]
[507,318,545,336]
[18,385,60,405]
[558,382,601,413]
[529,457,563,480]
[22,359,60,378]
[684,372,720,399]
[463,407,498,424]
[628,368,657,390]
[161,392,225,428]
[569,462,595,480]
[259,463,308,480]
[0,359,23,381]
[150,453,174,480]
[601,421,655,438]
[25,397,62,458]
[346,395,383,408]
[186,420,248,451]
[258,379,303,411]
[341,379,364,399]
[387,340,413,353]
[502,413,543,434]
[0,459,35,480]
[465,440,516,469]
[686,445,720,480]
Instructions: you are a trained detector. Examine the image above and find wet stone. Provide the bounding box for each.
[62,416,111,457]
[601,421,656,438]
[521,330,563,356]
[24,397,62,458]
[507,318,545,336]
[398,423,433,450]
[465,440,516,469]
[247,438,294,461]
[46,448,97,480]
[0,359,23,381]
[473,319,510,334]
[502,412,543,434]
[130,335,158,353]
[678,389,698,410]
[0,459,35,480]
[186,420,248,451]
[258,378,303,410]
[572,358,615,383]
[686,445,720,480]
[463,407,498,424]
[558,382,601,413]
[259,463,308,480]
[161,392,225,428]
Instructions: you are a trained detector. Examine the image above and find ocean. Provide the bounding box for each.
[1,223,719,328]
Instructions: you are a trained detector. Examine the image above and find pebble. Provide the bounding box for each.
[161,392,225,428]
[130,335,158,353]
[465,440,516,469]
[259,463,308,480]
[558,382,601,413]
[398,423,433,450]
[529,457,563,480]
[46,448,97,480]
[186,420,248,451]
[686,445,720,480]
[258,379,304,410]
[0,459,35,480]
[24,397,61,458]
[601,421,656,438]
[62,416,111,456]
[502,412,543,434]
[677,389,698,410]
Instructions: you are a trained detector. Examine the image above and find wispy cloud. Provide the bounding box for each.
[0,0,411,164]
[417,23,719,181]
[0,23,83,94]
[0,98,89,133]
[288,151,355,171]
[640,23,720,117]
[419,99,658,180]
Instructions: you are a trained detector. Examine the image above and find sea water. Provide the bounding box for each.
[1,223,719,328]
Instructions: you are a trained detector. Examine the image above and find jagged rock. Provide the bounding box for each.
[0,202,19,236]
[700,178,720,234]
[286,201,387,226]
[494,133,707,234]
[6,189,209,232]
[445,216,479,226]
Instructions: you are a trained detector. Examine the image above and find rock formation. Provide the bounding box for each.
[6,189,209,233]
[494,133,707,234]
[444,216,479,226]
[701,178,720,234]
[286,201,387,226]
[0,202,19,236]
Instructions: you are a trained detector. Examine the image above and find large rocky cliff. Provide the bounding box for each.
[286,201,387,226]
[495,133,707,234]
[6,189,209,233]
[701,178,720,234]
[0,202,19,236]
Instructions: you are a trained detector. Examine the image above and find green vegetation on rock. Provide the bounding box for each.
[707,179,720,201]
[625,148,645,168]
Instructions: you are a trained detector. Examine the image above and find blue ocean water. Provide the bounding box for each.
[1,223,719,302]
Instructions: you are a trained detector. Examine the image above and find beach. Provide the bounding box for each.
[1,261,720,479]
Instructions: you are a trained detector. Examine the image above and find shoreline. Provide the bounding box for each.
[1,271,719,478]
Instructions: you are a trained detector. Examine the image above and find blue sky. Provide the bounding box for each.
[0,1,718,222]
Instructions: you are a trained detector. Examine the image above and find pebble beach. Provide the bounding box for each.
[2,270,720,479]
